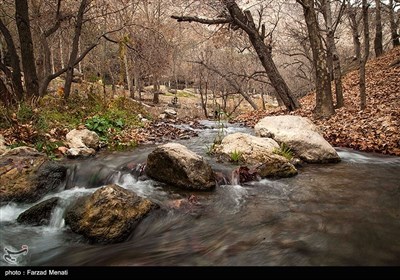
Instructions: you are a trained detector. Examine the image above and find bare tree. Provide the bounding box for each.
[360,0,370,110]
[63,0,89,100]
[347,1,362,60]
[192,60,258,110]
[0,18,23,102]
[374,0,383,57]
[348,0,370,110]
[279,15,315,97]
[172,0,300,111]
[297,0,334,117]
[384,0,400,47]
[320,0,345,108]
[15,0,39,97]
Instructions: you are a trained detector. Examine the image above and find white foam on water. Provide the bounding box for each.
[0,203,28,222]
[45,187,96,229]
[117,173,164,198]
[220,184,248,214]
[337,149,400,164]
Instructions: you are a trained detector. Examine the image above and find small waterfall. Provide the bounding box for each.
[219,185,248,214]
[49,204,65,228]
[229,185,248,211]
[46,187,96,228]
[231,170,240,186]
[109,171,123,184]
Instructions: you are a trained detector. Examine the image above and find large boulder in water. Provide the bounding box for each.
[146,143,216,190]
[17,197,59,226]
[215,133,297,178]
[255,115,340,163]
[0,147,67,203]
[65,184,158,244]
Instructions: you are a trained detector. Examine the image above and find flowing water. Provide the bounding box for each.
[1,121,399,266]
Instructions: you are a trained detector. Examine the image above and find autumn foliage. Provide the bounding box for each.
[234,47,400,156]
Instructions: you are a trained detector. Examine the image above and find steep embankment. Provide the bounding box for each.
[235,47,400,156]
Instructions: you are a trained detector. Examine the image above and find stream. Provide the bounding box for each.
[1,121,399,266]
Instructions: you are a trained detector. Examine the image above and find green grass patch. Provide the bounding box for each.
[0,93,150,157]
[229,149,243,164]
[273,143,294,160]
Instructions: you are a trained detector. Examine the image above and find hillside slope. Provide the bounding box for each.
[235,47,400,156]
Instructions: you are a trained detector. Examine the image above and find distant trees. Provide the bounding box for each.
[360,0,370,110]
[385,0,400,47]
[347,0,370,110]
[1,0,399,115]
[172,0,300,111]
[0,17,24,103]
[0,0,132,102]
[320,0,345,109]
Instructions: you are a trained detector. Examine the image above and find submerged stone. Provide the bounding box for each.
[17,197,60,226]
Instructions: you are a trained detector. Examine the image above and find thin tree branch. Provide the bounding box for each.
[189,60,258,109]
[171,15,231,25]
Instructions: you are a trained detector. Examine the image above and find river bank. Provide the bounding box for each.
[234,47,400,156]
[1,121,399,266]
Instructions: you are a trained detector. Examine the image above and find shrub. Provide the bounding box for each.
[85,115,124,137]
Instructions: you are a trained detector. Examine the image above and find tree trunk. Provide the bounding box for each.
[388,0,400,47]
[332,51,344,108]
[15,0,39,98]
[153,78,160,104]
[60,37,65,69]
[63,0,88,100]
[124,53,134,98]
[38,34,52,94]
[0,76,12,106]
[134,66,142,100]
[322,0,344,108]
[261,88,266,110]
[199,77,208,118]
[0,19,24,101]
[223,0,300,111]
[374,0,383,57]
[298,0,334,117]
[360,0,370,110]
[348,5,361,60]
[0,40,4,64]
[51,47,55,74]
[78,38,82,73]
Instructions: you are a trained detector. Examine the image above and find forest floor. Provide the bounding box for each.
[0,47,399,157]
[234,46,400,156]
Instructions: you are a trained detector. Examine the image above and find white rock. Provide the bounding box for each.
[66,129,100,149]
[66,147,96,157]
[215,132,297,178]
[255,115,340,163]
[164,109,177,116]
[216,132,280,163]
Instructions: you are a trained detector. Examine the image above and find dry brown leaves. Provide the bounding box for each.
[119,119,201,145]
[234,47,400,156]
